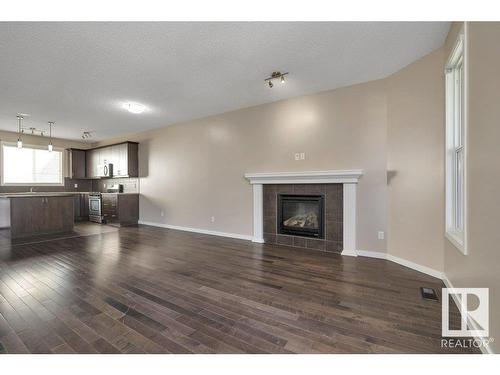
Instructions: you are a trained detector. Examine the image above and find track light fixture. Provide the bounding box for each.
[81,131,92,140]
[264,71,288,88]
[14,114,56,151]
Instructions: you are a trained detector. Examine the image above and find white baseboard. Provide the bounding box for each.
[386,253,444,280]
[341,249,358,257]
[356,250,386,259]
[442,276,495,354]
[138,220,253,241]
[356,250,444,279]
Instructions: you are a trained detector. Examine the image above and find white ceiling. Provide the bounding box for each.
[0,22,450,141]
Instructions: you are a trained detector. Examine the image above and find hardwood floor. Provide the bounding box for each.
[0,224,476,354]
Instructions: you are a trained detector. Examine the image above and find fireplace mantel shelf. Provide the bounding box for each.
[244,169,363,257]
[244,169,363,185]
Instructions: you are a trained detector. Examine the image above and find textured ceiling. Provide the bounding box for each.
[0,22,450,141]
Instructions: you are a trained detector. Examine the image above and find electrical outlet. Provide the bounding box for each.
[160,211,164,217]
[74,183,78,188]
[300,152,306,160]
[210,216,215,223]
[294,153,300,161]
[378,231,385,240]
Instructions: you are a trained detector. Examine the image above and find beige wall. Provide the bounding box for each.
[96,80,389,252]
[386,48,446,272]
[443,22,500,354]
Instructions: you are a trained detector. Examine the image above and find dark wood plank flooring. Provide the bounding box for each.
[0,224,476,353]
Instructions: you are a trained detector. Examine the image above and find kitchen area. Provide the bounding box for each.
[0,141,139,242]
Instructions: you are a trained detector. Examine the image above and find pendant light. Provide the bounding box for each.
[16,114,23,148]
[48,121,54,152]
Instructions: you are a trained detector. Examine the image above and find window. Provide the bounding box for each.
[445,31,467,254]
[1,143,63,185]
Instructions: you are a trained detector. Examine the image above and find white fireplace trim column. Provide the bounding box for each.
[252,184,264,243]
[341,183,358,256]
[244,169,363,256]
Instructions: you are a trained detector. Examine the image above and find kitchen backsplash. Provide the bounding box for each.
[92,177,139,193]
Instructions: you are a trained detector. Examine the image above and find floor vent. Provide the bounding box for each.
[420,287,439,301]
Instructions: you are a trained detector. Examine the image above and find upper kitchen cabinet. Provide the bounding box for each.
[85,148,99,178]
[113,142,139,177]
[68,148,86,179]
[85,142,138,178]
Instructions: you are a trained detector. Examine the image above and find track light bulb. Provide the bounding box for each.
[281,75,285,84]
[268,81,273,88]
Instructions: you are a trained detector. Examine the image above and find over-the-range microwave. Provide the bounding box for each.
[96,163,113,177]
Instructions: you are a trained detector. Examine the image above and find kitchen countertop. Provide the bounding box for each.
[0,192,139,198]
[0,192,77,198]
[100,192,139,195]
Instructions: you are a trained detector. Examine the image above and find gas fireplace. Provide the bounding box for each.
[277,194,325,238]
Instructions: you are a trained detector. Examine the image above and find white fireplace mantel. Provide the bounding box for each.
[244,169,363,257]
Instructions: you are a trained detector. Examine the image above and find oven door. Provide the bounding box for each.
[89,197,102,216]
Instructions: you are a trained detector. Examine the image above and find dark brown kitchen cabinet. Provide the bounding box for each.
[9,195,74,239]
[85,149,99,178]
[108,142,138,177]
[74,193,89,221]
[68,148,86,179]
[80,193,89,217]
[101,193,138,226]
[101,194,118,223]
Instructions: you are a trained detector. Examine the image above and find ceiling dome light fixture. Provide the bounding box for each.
[264,71,288,89]
[123,102,146,114]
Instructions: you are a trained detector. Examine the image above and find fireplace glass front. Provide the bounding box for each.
[277,194,325,238]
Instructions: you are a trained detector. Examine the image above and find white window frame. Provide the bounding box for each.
[0,141,65,186]
[445,26,468,255]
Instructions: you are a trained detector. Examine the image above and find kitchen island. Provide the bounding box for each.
[0,193,74,239]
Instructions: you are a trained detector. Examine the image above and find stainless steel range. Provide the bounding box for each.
[88,192,103,223]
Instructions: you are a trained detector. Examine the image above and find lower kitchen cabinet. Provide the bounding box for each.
[8,195,74,239]
[74,193,90,221]
[102,193,139,226]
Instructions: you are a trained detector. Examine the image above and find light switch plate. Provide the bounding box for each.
[378,231,385,240]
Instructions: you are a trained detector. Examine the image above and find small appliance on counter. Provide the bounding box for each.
[107,184,124,193]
